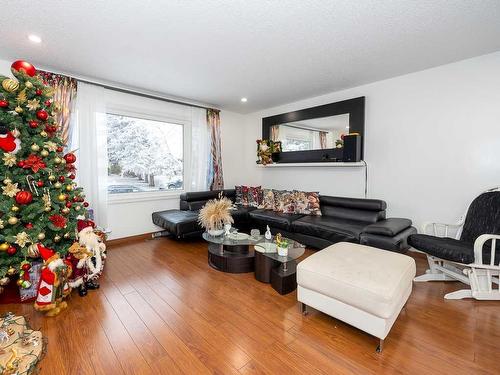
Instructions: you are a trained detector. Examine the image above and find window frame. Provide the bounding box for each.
[105,106,191,204]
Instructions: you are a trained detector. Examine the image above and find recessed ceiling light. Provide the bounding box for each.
[240,97,248,103]
[28,35,42,43]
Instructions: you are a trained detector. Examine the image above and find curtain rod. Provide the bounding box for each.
[74,77,216,111]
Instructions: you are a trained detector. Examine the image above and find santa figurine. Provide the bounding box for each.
[0,124,21,154]
[66,242,93,296]
[33,243,72,316]
[75,218,106,293]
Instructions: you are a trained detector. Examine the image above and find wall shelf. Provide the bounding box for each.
[257,161,365,168]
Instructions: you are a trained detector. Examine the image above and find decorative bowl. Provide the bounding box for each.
[207,229,224,236]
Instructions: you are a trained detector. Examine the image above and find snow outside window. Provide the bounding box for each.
[106,113,184,194]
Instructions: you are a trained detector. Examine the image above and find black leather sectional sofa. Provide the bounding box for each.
[152,189,417,252]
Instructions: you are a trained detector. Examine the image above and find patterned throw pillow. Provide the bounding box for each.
[241,186,249,206]
[235,186,243,205]
[248,186,262,207]
[273,190,296,213]
[295,191,322,216]
[259,189,274,209]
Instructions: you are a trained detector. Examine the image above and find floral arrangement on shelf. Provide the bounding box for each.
[256,140,282,165]
[198,193,234,236]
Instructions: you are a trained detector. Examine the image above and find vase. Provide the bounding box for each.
[277,245,288,257]
[208,228,224,236]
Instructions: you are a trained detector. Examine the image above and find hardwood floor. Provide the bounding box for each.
[2,237,499,374]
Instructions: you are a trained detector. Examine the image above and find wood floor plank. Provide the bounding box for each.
[2,237,499,375]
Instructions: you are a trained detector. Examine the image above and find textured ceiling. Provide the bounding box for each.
[1,0,500,113]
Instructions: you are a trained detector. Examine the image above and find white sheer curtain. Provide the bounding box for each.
[73,82,108,229]
[190,107,210,191]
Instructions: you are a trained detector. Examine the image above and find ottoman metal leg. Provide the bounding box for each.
[301,303,308,316]
[376,339,384,353]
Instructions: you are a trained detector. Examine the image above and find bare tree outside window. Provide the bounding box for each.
[106,113,183,194]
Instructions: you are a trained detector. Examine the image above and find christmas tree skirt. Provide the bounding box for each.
[0,313,45,374]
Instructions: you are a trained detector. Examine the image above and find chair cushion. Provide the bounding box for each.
[408,234,475,264]
[249,209,303,231]
[152,210,200,237]
[297,242,416,319]
[291,215,367,242]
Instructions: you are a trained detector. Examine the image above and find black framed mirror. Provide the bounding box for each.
[262,96,365,163]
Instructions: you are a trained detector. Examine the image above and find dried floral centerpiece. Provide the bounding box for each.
[198,193,234,236]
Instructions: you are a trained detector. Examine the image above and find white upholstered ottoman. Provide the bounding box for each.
[297,242,416,352]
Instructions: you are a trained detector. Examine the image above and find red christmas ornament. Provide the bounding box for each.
[83,202,89,207]
[21,263,31,272]
[37,180,44,187]
[7,246,17,256]
[45,124,57,133]
[35,89,43,96]
[65,202,72,208]
[0,100,8,108]
[58,176,65,182]
[44,100,52,107]
[17,160,25,168]
[63,153,76,164]
[25,222,34,229]
[15,190,33,205]
[11,60,36,77]
[49,214,66,228]
[68,174,76,180]
[28,120,39,129]
[36,109,48,121]
[56,146,63,152]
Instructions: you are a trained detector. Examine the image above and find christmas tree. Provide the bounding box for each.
[0,60,90,293]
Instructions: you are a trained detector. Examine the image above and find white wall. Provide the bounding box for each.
[223,52,500,230]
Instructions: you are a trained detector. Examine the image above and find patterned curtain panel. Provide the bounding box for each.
[38,71,78,146]
[207,109,224,190]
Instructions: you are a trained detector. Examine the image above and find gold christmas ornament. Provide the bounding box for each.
[44,206,52,212]
[0,219,4,229]
[48,175,56,181]
[54,157,62,164]
[26,98,40,111]
[75,205,81,211]
[8,216,18,225]
[65,184,73,191]
[40,131,48,137]
[27,243,40,257]
[41,150,49,157]
[3,178,12,184]
[2,153,17,167]
[11,205,19,212]
[31,144,40,152]
[2,78,19,92]
[61,207,70,214]
[54,235,61,243]
[17,279,23,286]
[2,182,20,197]
[25,81,33,88]
[44,141,57,152]
[0,277,9,286]
[15,106,23,113]
[17,89,27,104]
[2,182,21,197]
[37,232,46,240]
[54,182,62,189]
[58,193,67,201]
[15,231,30,247]
[0,243,9,251]
[7,267,16,275]
[63,232,70,239]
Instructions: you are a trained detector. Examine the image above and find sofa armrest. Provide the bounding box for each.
[363,218,412,237]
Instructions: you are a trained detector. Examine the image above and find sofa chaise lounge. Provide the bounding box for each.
[152,189,416,252]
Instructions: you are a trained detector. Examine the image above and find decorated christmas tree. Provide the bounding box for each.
[0,60,98,305]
